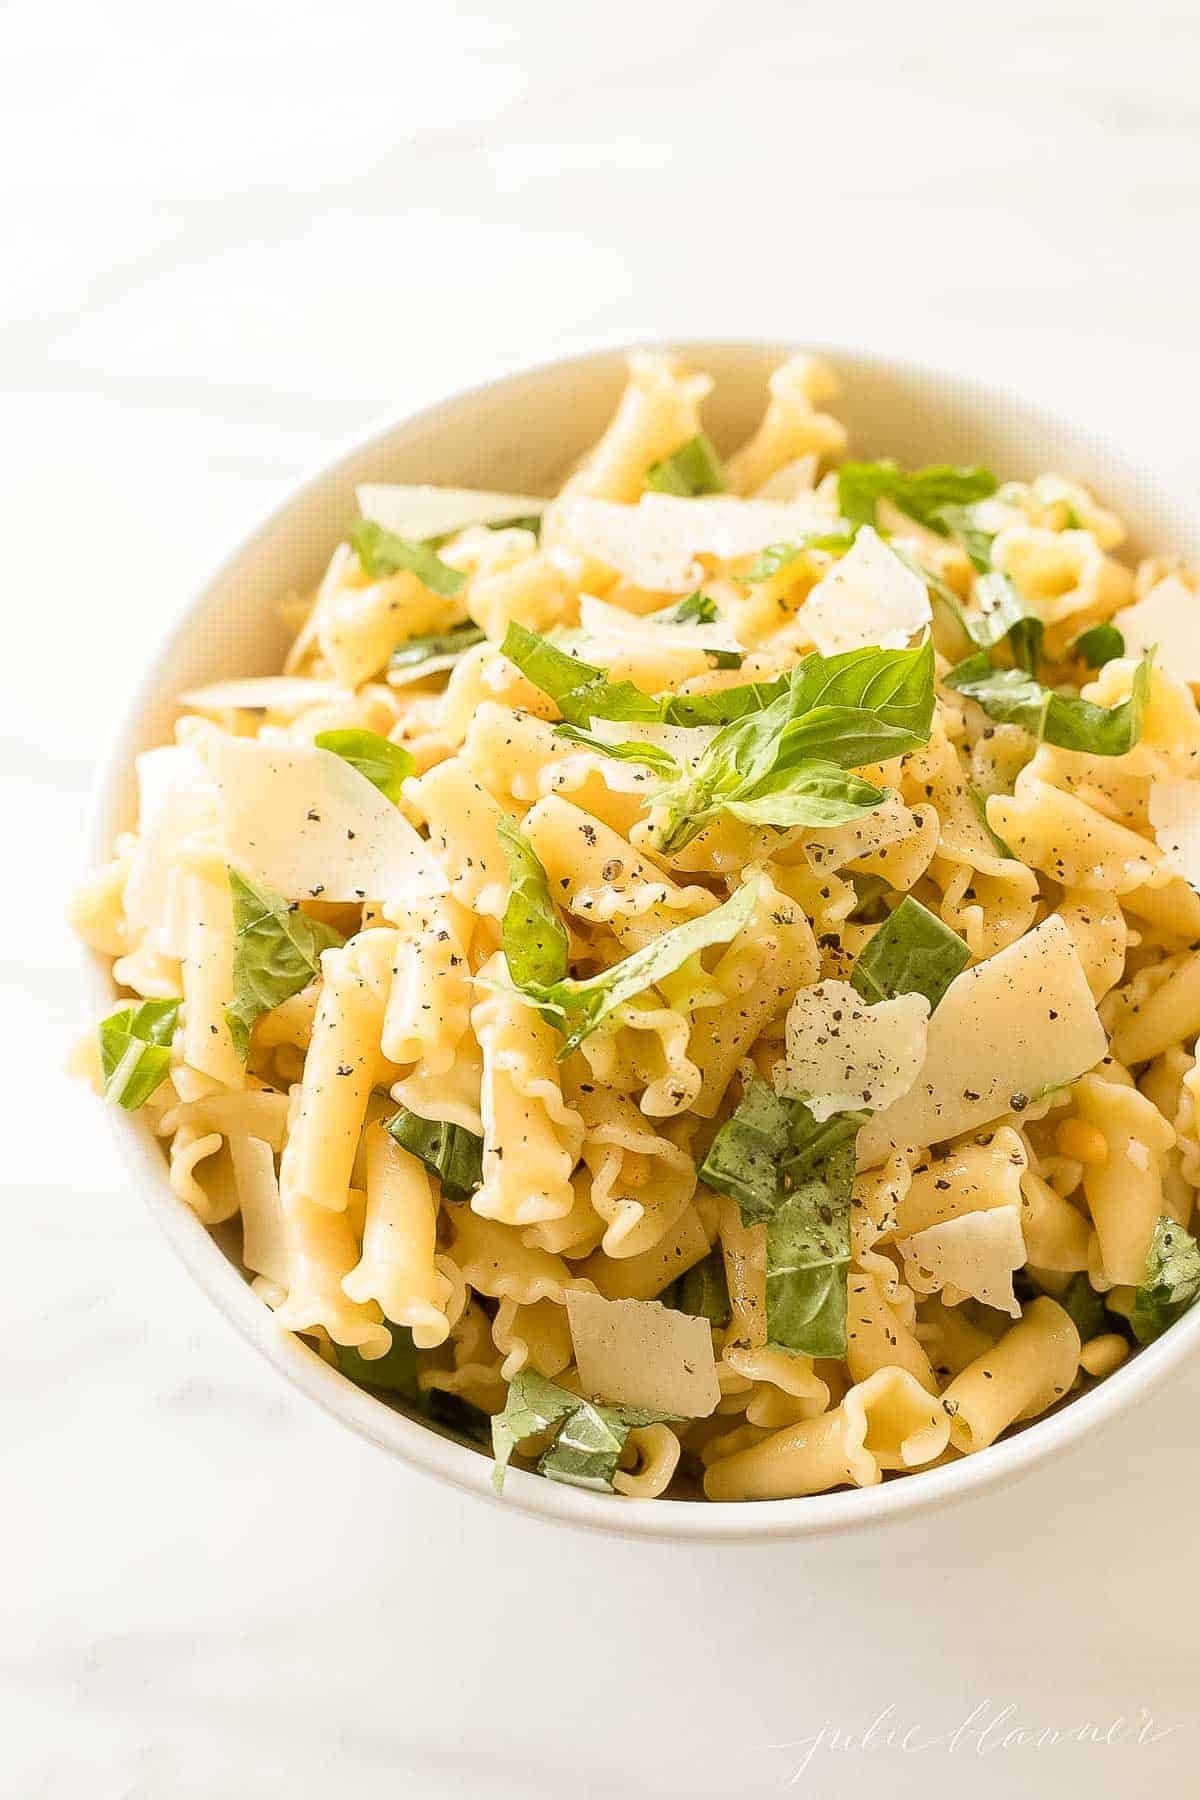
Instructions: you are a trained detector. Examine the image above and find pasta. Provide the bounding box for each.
[75,348,1200,1504]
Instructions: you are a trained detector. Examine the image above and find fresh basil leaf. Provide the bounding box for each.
[491,1371,673,1494]
[656,591,719,624]
[385,1107,483,1203]
[661,676,791,725]
[719,763,886,830]
[968,572,1043,674]
[388,623,486,670]
[523,872,763,1056]
[552,723,681,777]
[1071,622,1125,668]
[1058,1273,1109,1344]
[348,518,467,599]
[650,640,935,851]
[851,895,969,1011]
[225,871,344,1058]
[699,1077,862,1356]
[98,998,181,1109]
[765,1182,851,1360]
[674,1250,732,1327]
[933,502,996,572]
[500,622,663,726]
[1131,1215,1200,1345]
[334,1322,421,1398]
[496,815,569,989]
[644,433,725,496]
[848,872,892,920]
[896,544,1042,674]
[838,460,998,535]
[968,786,1016,860]
[699,1078,796,1221]
[314,728,414,804]
[946,646,1153,755]
[744,534,855,582]
[487,513,543,538]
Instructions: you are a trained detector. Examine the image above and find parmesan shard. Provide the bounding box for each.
[201,735,446,904]
[356,483,548,540]
[124,745,219,954]
[179,676,352,715]
[564,1290,719,1417]
[1114,576,1200,682]
[230,1135,289,1287]
[579,592,744,656]
[776,979,929,1122]
[796,527,931,655]
[856,916,1107,1168]
[896,1204,1026,1317]
[561,493,834,593]
[1150,780,1200,889]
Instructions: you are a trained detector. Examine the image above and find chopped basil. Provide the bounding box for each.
[837,460,998,536]
[673,1250,732,1327]
[385,1107,483,1203]
[225,870,344,1058]
[655,591,719,625]
[1131,1216,1200,1344]
[1058,1273,1109,1344]
[348,518,466,598]
[743,534,855,582]
[699,1077,864,1357]
[334,1323,421,1398]
[314,728,414,804]
[514,871,763,1057]
[644,433,725,496]
[491,1370,673,1493]
[968,787,1016,860]
[496,815,570,990]
[388,623,486,671]
[946,647,1153,755]
[98,998,181,1110]
[1071,622,1125,669]
[851,895,970,1011]
[500,622,664,727]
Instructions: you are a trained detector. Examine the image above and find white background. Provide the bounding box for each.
[4,1,1200,1794]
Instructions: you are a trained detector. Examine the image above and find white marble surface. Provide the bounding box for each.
[5,0,1200,1793]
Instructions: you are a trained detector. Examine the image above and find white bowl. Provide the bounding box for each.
[83,341,1200,1542]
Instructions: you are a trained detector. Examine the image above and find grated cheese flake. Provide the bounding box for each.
[796,527,931,655]
[896,1204,1026,1317]
[775,978,929,1122]
[564,1290,719,1417]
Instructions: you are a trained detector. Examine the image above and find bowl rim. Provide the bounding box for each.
[80,336,1200,1544]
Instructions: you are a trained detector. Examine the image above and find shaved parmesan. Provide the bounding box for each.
[857,916,1106,1167]
[178,677,352,715]
[1150,779,1200,888]
[356,483,547,540]
[579,592,743,656]
[201,734,445,904]
[124,745,218,953]
[796,527,931,655]
[776,979,929,1121]
[562,492,834,593]
[564,1290,719,1417]
[896,1204,1026,1317]
[229,1135,289,1287]
[1114,576,1200,682]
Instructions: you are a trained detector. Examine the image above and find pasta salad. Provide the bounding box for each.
[73,351,1200,1503]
